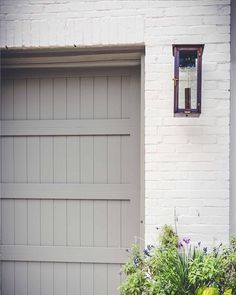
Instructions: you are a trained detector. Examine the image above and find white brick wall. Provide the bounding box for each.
[0,0,231,245]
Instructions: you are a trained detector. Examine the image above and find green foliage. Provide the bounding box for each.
[120,225,236,295]
[159,224,179,248]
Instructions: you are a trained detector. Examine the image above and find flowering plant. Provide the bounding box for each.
[120,225,236,295]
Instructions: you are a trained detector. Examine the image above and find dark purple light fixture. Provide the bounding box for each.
[172,44,204,117]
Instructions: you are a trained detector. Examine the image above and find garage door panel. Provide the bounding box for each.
[94,264,108,295]
[1,137,14,182]
[108,201,121,247]
[94,200,108,247]
[13,79,27,120]
[28,262,40,295]
[53,136,67,183]
[81,263,94,295]
[1,67,140,295]
[67,136,80,183]
[108,136,121,183]
[40,78,53,119]
[67,200,81,246]
[14,137,27,183]
[41,262,53,295]
[94,136,108,183]
[40,136,54,182]
[54,78,67,119]
[81,77,94,119]
[54,263,67,295]
[15,261,27,295]
[2,199,136,249]
[2,262,14,295]
[1,79,14,120]
[66,77,80,119]
[94,76,108,119]
[54,200,67,246]
[2,199,14,244]
[67,263,81,295]
[14,199,27,245]
[81,200,94,246]
[28,200,41,245]
[41,199,54,246]
[27,78,40,120]
[27,137,40,183]
[108,76,122,119]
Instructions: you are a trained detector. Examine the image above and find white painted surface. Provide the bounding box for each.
[0,0,231,251]
[230,0,236,234]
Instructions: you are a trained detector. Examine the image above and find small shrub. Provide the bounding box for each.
[119,226,236,295]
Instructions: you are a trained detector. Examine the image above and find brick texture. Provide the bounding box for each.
[0,0,231,245]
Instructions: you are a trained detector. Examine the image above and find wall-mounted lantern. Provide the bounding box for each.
[172,44,204,117]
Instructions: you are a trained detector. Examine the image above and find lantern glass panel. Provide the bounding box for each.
[178,50,198,110]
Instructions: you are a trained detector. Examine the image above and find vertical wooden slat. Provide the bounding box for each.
[81,200,93,247]
[28,262,40,295]
[94,136,107,183]
[41,200,53,245]
[2,199,14,244]
[108,76,121,119]
[94,264,108,295]
[54,200,67,246]
[67,200,80,246]
[94,76,107,119]
[40,137,53,183]
[80,137,93,184]
[108,201,121,247]
[121,201,132,247]
[66,136,80,183]
[121,76,130,119]
[27,78,40,119]
[2,262,14,295]
[14,79,27,119]
[94,201,107,247]
[80,264,93,295]
[15,200,27,245]
[121,136,130,184]
[15,262,28,295]
[1,137,14,182]
[41,263,53,295]
[40,78,53,119]
[14,137,27,183]
[67,263,81,295]
[67,77,80,119]
[27,137,40,183]
[108,136,121,184]
[108,264,121,295]
[1,79,14,120]
[54,136,67,183]
[54,78,67,119]
[80,77,93,119]
[54,263,67,295]
[28,200,40,245]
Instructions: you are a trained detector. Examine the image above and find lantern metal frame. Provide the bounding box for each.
[172,44,204,117]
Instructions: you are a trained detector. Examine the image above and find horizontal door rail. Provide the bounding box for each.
[1,119,132,136]
[1,183,135,200]
[1,245,129,264]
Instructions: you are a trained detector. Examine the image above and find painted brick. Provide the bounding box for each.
[0,0,230,246]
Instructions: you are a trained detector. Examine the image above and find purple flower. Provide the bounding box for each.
[178,241,184,249]
[147,244,155,251]
[134,258,139,266]
[143,249,150,256]
[198,241,201,247]
[183,238,190,244]
[203,247,208,254]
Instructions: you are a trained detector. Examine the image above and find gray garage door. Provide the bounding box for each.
[1,66,141,295]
